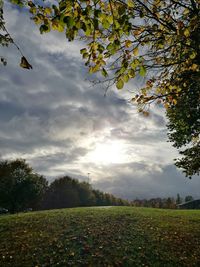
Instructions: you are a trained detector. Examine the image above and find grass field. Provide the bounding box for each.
[0,207,200,267]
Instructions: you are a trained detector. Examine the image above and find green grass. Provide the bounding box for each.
[0,207,200,267]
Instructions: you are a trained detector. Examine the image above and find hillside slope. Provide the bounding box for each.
[0,207,200,266]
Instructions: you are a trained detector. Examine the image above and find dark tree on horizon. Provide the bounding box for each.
[0,159,48,213]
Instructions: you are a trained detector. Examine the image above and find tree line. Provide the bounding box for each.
[0,159,129,213]
[131,194,195,209]
[40,175,130,210]
[0,159,195,213]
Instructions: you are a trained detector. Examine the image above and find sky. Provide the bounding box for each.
[0,2,200,200]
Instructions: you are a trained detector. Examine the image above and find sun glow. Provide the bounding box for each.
[85,140,131,165]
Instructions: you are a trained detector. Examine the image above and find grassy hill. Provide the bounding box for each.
[0,207,200,267]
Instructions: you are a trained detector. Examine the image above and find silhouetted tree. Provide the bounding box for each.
[0,159,47,213]
[77,181,96,206]
[41,176,81,209]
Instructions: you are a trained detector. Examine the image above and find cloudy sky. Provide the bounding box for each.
[1,3,199,200]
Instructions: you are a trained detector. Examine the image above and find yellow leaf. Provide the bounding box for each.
[191,64,198,71]
[128,69,135,78]
[164,103,169,109]
[29,7,37,15]
[44,7,52,15]
[183,8,190,15]
[123,74,129,83]
[20,56,33,70]
[33,16,42,25]
[107,16,113,24]
[127,0,135,8]
[190,51,196,59]
[133,47,139,56]
[116,79,124,89]
[183,28,190,37]
[125,40,132,48]
[52,21,64,32]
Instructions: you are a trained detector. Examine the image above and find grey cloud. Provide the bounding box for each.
[93,162,200,200]
[29,145,91,177]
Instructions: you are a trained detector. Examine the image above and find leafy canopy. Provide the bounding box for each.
[166,71,200,178]
[14,0,200,107]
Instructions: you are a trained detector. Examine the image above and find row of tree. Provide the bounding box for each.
[132,194,194,209]
[40,175,130,210]
[0,159,129,213]
[0,159,196,213]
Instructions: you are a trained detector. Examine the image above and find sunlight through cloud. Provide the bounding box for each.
[83,140,134,165]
